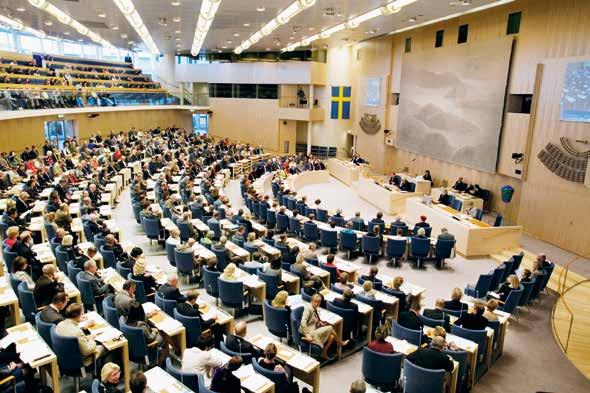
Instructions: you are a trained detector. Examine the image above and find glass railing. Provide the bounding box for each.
[279,96,322,109]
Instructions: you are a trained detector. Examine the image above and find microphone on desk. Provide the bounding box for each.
[238,339,242,355]
[285,323,290,343]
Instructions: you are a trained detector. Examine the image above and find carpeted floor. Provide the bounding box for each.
[105,176,590,393]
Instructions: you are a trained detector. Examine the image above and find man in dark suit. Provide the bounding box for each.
[444,288,468,312]
[359,266,382,291]
[397,297,430,344]
[406,336,454,372]
[13,231,42,279]
[40,292,69,324]
[157,275,187,303]
[452,177,467,192]
[422,299,451,331]
[454,302,488,330]
[438,189,451,206]
[224,321,261,363]
[2,208,22,229]
[79,260,110,297]
[332,289,360,338]
[177,290,222,346]
[103,234,128,262]
[34,265,65,307]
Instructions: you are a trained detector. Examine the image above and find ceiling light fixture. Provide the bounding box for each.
[44,20,53,26]
[173,17,181,22]
[98,13,106,18]
[16,7,26,12]
[63,31,69,35]
[0,14,48,39]
[175,30,181,34]
[171,1,181,5]
[282,0,417,52]
[111,25,119,30]
[243,23,250,27]
[235,0,317,54]
[110,0,160,54]
[28,0,116,49]
[257,6,266,12]
[121,33,128,38]
[191,0,222,56]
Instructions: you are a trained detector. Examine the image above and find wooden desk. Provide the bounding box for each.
[358,177,421,215]
[144,366,193,393]
[327,158,359,186]
[196,299,234,335]
[376,273,426,298]
[192,242,217,261]
[5,323,60,392]
[0,276,21,325]
[251,239,282,260]
[405,198,522,257]
[143,302,186,356]
[31,242,56,265]
[225,240,251,262]
[284,170,330,192]
[234,268,266,306]
[431,188,484,213]
[84,311,131,392]
[249,334,320,393]
[324,290,374,342]
[350,284,400,320]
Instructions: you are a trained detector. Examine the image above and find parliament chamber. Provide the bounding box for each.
[0,0,588,393]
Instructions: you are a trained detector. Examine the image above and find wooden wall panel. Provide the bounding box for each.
[497,113,529,178]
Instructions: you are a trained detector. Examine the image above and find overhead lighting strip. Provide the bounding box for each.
[0,14,48,39]
[27,0,115,49]
[282,0,418,52]
[235,0,317,54]
[111,0,160,55]
[191,0,222,56]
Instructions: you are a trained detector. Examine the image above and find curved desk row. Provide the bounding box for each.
[357,177,421,215]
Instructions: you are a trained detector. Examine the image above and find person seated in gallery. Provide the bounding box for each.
[422,170,433,182]
[399,178,413,192]
[438,189,451,206]
[452,177,468,192]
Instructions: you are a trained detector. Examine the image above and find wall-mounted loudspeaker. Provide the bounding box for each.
[88,114,99,119]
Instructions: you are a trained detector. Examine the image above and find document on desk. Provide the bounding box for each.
[251,335,274,351]
[18,340,52,364]
[385,337,415,354]
[318,309,340,324]
[209,348,231,365]
[287,295,304,309]
[242,373,268,392]
[447,335,477,351]
[242,274,261,288]
[142,302,160,315]
[289,353,316,370]
[94,328,121,343]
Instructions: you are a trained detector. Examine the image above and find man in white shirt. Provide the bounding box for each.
[181,345,223,385]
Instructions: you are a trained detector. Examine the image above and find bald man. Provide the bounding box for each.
[224,321,261,363]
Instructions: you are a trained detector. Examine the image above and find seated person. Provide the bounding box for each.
[114,280,136,317]
[520,268,533,283]
[483,299,499,322]
[200,230,215,248]
[220,263,239,281]
[430,326,459,351]
[166,228,181,247]
[407,336,454,373]
[97,362,124,393]
[495,274,521,302]
[423,170,433,182]
[322,254,341,281]
[368,324,394,354]
[359,266,382,291]
[300,294,349,360]
[415,227,427,239]
[40,292,69,324]
[271,290,290,312]
[11,257,34,290]
[121,247,144,271]
[130,371,147,393]
[454,302,488,330]
[359,280,376,299]
[438,189,451,206]
[177,290,222,347]
[397,295,425,333]
[231,226,246,246]
[258,343,304,393]
[437,227,455,241]
[262,258,282,280]
[181,340,223,384]
[125,301,170,364]
[444,288,468,311]
[103,234,128,262]
[79,260,110,298]
[350,380,367,393]
[210,356,242,393]
[34,264,65,307]
[414,215,430,229]
[423,299,451,331]
[333,272,352,292]
[56,304,107,367]
[225,321,261,361]
[157,275,187,303]
[131,258,158,295]
[452,177,467,192]
[175,238,202,270]
[332,288,360,338]
[303,275,326,298]
[400,178,412,192]
[291,253,310,280]
[303,243,319,262]
[388,276,408,311]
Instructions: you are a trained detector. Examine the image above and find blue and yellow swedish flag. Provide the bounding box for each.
[331,86,351,120]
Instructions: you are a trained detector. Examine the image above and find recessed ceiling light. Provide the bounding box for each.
[98,13,106,18]
[221,45,227,49]
[78,39,84,42]
[308,27,315,31]
[171,1,181,5]
[408,17,417,22]
[175,30,181,34]
[233,33,239,37]
[44,21,53,26]
[176,44,181,47]
[121,34,128,38]
[257,6,266,12]
[63,31,70,35]
[112,26,119,30]
[289,36,294,40]
[243,23,250,27]
[218,50,222,53]
[16,7,25,12]
[173,17,181,23]
[266,48,271,51]
[226,40,233,44]
[175,38,181,41]
[128,40,134,44]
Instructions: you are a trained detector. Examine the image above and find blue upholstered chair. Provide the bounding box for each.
[392,320,421,346]
[386,237,406,267]
[174,309,204,349]
[165,357,199,392]
[403,359,445,393]
[434,239,455,269]
[465,273,493,299]
[203,267,220,298]
[50,325,89,392]
[263,300,291,341]
[339,231,358,259]
[410,237,430,268]
[362,347,403,391]
[218,277,247,315]
[220,341,253,365]
[361,235,380,263]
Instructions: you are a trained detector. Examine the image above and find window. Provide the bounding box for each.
[507,12,522,35]
[19,35,42,53]
[44,120,77,150]
[0,31,14,51]
[211,83,233,98]
[404,37,412,53]
[435,30,444,48]
[258,84,278,99]
[237,84,257,99]
[63,42,82,56]
[83,44,98,58]
[101,46,121,61]
[458,24,469,44]
[42,38,59,54]
[193,114,208,135]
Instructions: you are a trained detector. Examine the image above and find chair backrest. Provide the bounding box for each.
[263,300,291,339]
[434,239,455,259]
[252,358,290,391]
[320,263,338,285]
[489,265,506,292]
[76,272,99,310]
[339,231,357,250]
[444,349,469,385]
[392,320,421,346]
[362,347,403,388]
[82,223,94,243]
[511,251,524,273]
[2,247,17,272]
[102,295,120,329]
[129,275,149,304]
[288,216,301,233]
[116,261,132,278]
[320,229,338,247]
[118,317,148,363]
[451,199,463,212]
[209,221,222,239]
[218,277,245,308]
[99,246,117,269]
[355,293,383,324]
[266,210,277,226]
[219,341,253,364]
[50,325,85,375]
[175,248,196,275]
[530,271,545,301]
[67,261,82,284]
[93,234,105,250]
[501,259,514,282]
[410,237,430,258]
[212,248,229,271]
[177,221,191,241]
[332,216,345,227]
[17,281,37,324]
[35,312,54,348]
[155,291,177,317]
[386,237,406,258]
[173,309,202,348]
[55,245,70,273]
[198,374,216,393]
[258,270,281,299]
[450,325,488,363]
[316,209,328,223]
[500,286,524,314]
[518,278,536,307]
[474,208,483,221]
[9,273,22,295]
[327,302,355,339]
[381,288,407,311]
[165,357,199,392]
[474,273,494,298]
[403,359,445,393]
[362,235,380,254]
[276,213,289,231]
[541,263,555,292]
[418,314,445,329]
[44,222,57,239]
[203,267,220,297]
[143,217,161,239]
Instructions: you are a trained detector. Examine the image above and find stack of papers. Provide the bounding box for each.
[18,340,52,364]
[94,328,121,343]
[385,337,416,354]
[142,302,160,315]
[318,309,340,324]
[289,353,316,370]
[242,275,260,288]
[287,295,304,308]
[209,348,231,365]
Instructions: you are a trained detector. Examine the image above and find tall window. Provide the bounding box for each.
[458,24,469,44]
[83,44,98,58]
[63,42,82,56]
[0,31,14,51]
[44,120,77,150]
[435,30,444,48]
[19,35,42,53]
[507,11,522,35]
[42,38,60,54]
[101,47,122,61]
[404,37,412,53]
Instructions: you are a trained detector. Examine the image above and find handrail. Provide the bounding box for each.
[552,251,590,353]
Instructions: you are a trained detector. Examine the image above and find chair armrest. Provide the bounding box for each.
[147,340,159,348]
[0,375,15,387]
[202,328,211,335]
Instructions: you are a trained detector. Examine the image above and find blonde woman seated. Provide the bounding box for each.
[483,299,499,321]
[271,290,290,311]
[431,325,459,351]
[221,263,238,281]
[360,281,376,299]
[333,272,353,292]
[496,274,520,303]
[300,293,349,360]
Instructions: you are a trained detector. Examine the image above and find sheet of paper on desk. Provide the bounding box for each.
[287,295,304,308]
[488,292,500,299]
[252,335,274,350]
[233,363,256,379]
[95,328,121,343]
[448,335,476,351]
[0,335,15,349]
[142,302,160,315]
[209,348,231,365]
[242,373,268,391]
[318,309,340,324]
[289,353,316,370]
[154,317,183,332]
[242,275,261,287]
[18,340,52,364]
[201,308,218,321]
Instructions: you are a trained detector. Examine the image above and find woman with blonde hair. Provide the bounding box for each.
[99,362,123,392]
[300,293,349,360]
[4,226,19,249]
[271,290,290,310]
[361,281,376,299]
[221,263,238,280]
[484,299,499,321]
[444,287,468,311]
[131,257,158,294]
[497,274,521,302]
